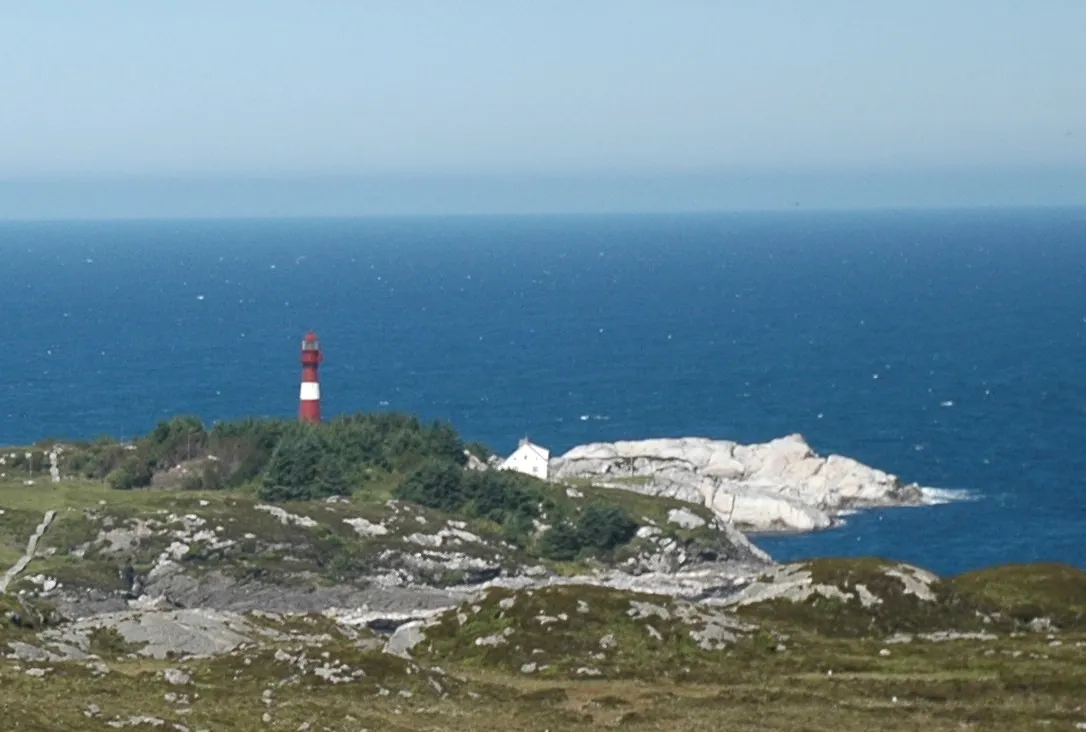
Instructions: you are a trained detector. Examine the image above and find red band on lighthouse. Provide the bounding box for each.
[299,331,322,424]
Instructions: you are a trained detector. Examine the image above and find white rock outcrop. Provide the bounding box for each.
[667,508,706,530]
[550,434,925,533]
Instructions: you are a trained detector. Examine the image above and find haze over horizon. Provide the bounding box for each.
[2,1,1084,218]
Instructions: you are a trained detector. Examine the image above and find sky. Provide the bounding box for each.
[1,1,1084,217]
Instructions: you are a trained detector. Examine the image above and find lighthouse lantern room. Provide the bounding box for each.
[299,331,323,424]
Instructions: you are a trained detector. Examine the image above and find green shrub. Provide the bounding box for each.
[258,426,350,502]
[576,504,638,551]
[393,462,553,537]
[538,523,582,561]
[537,504,638,561]
[106,455,154,490]
[89,411,471,495]
[395,459,465,511]
[465,441,492,461]
[62,438,128,479]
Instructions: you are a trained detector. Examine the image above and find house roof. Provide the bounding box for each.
[520,442,549,460]
[507,440,549,462]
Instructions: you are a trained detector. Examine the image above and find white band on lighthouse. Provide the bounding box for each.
[299,382,320,401]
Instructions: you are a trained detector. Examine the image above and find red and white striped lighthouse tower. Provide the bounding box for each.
[299,331,323,424]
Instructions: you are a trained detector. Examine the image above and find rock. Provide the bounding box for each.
[6,642,49,662]
[854,584,883,608]
[884,565,939,601]
[464,451,489,471]
[667,508,706,530]
[97,520,158,555]
[254,505,317,528]
[0,510,58,593]
[916,631,998,642]
[474,633,507,647]
[385,621,427,658]
[107,715,168,728]
[85,661,111,676]
[723,563,873,608]
[41,608,267,660]
[520,662,537,674]
[636,525,662,539]
[164,668,192,685]
[342,517,388,537]
[1029,617,1057,633]
[49,448,62,483]
[550,435,926,533]
[685,610,751,650]
[406,527,482,548]
[628,601,671,621]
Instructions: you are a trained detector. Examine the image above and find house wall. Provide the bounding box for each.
[500,445,549,480]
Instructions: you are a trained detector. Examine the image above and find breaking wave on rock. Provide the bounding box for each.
[919,486,979,505]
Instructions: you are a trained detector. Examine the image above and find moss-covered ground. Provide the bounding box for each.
[2,620,1084,731]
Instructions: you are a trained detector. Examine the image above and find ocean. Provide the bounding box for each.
[1,209,1084,575]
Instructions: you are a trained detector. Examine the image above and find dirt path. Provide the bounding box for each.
[0,510,56,593]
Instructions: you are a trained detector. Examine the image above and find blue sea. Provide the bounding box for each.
[2,209,1084,576]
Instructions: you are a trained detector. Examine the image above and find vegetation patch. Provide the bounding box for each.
[419,584,746,679]
[14,413,677,571]
[86,626,145,659]
[0,594,60,648]
[734,558,985,637]
[950,562,1086,630]
[733,557,1086,639]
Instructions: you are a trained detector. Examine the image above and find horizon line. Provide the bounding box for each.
[3,202,1086,224]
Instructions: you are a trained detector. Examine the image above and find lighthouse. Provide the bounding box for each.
[299,331,323,424]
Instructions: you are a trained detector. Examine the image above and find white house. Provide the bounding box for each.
[499,437,550,480]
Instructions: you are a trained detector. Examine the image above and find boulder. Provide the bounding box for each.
[384,620,427,658]
[666,508,706,530]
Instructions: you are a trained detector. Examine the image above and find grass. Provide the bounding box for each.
[950,562,1086,629]
[0,467,740,605]
[1,623,1084,731]
[732,558,1086,638]
[3,473,1086,729]
[0,473,543,602]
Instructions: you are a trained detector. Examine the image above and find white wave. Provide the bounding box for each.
[919,486,978,505]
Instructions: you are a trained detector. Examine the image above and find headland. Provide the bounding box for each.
[1,413,1083,731]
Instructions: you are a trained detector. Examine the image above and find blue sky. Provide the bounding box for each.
[1,1,1084,216]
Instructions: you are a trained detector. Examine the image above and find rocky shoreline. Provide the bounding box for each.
[549,433,930,533]
[0,428,972,674]
[4,434,1086,731]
